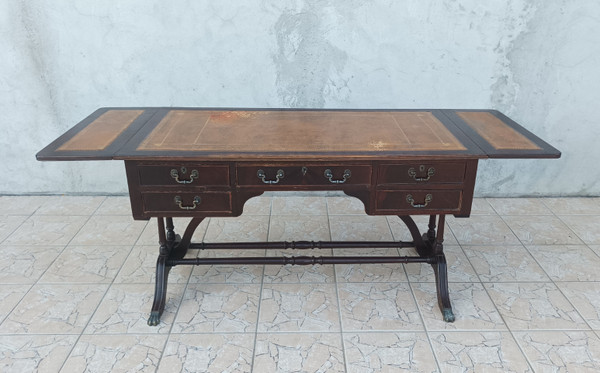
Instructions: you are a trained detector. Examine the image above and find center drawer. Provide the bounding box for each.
[237,164,371,187]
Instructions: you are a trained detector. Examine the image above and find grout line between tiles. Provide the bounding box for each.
[0,216,30,246]
[55,200,113,373]
[249,197,272,371]
[449,209,537,370]
[497,213,595,332]
[327,201,349,372]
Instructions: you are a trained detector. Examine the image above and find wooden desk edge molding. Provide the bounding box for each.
[37,108,560,326]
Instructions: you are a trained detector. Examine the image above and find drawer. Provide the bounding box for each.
[141,192,232,214]
[136,163,230,187]
[376,190,462,213]
[377,162,466,185]
[237,164,371,186]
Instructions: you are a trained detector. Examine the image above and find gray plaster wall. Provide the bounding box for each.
[1,1,599,196]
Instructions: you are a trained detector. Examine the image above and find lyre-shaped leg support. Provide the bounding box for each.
[148,217,204,326]
[399,214,455,322]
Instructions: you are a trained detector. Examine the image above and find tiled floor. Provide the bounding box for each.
[1,194,600,372]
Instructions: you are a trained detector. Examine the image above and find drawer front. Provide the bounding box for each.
[141,192,232,214]
[137,164,230,187]
[376,190,462,213]
[237,165,371,186]
[378,162,466,185]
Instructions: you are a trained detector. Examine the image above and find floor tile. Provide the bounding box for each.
[136,217,209,246]
[527,245,600,281]
[0,334,77,372]
[327,196,367,215]
[241,196,272,215]
[0,215,28,243]
[412,282,506,331]
[338,283,422,331]
[543,197,600,215]
[0,245,64,284]
[329,215,393,241]
[259,284,339,332]
[93,196,132,215]
[343,332,438,372]
[0,285,30,323]
[462,245,550,282]
[470,198,497,215]
[253,333,345,373]
[0,284,108,334]
[114,245,194,284]
[39,245,132,283]
[272,195,327,215]
[4,215,86,246]
[172,284,260,333]
[159,334,254,373]
[0,196,47,215]
[61,334,166,372]
[191,249,265,284]
[264,249,334,283]
[557,282,600,330]
[34,196,105,216]
[559,215,600,244]
[404,245,478,283]
[503,215,583,245]
[430,331,532,372]
[487,197,553,215]
[485,283,589,330]
[85,284,185,334]
[514,331,600,372]
[447,215,520,245]
[70,215,147,246]
[204,216,269,243]
[590,245,600,257]
[335,248,407,283]
[387,215,458,245]
[268,215,330,242]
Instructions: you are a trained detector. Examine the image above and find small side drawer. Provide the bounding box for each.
[141,192,232,214]
[237,165,371,186]
[378,162,466,185]
[137,164,230,187]
[376,190,462,213]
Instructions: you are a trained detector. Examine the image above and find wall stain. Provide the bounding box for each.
[273,2,355,108]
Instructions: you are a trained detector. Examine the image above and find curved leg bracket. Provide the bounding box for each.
[433,253,455,322]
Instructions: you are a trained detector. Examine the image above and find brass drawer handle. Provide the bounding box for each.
[170,168,199,184]
[324,169,351,184]
[257,169,284,184]
[406,194,432,208]
[408,166,435,181]
[174,195,201,210]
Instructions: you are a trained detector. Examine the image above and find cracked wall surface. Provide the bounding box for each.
[1,0,598,196]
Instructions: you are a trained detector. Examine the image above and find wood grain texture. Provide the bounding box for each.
[136,110,467,153]
[457,111,540,150]
[57,110,143,151]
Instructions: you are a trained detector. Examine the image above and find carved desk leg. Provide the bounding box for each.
[399,214,455,323]
[148,217,175,326]
[148,217,204,326]
[431,215,455,322]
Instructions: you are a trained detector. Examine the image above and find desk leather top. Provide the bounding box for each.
[37,108,560,161]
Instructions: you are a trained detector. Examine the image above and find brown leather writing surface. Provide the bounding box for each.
[57,110,143,151]
[136,110,467,153]
[36,108,560,161]
[457,111,540,150]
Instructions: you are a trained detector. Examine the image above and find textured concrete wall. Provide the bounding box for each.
[1,1,599,196]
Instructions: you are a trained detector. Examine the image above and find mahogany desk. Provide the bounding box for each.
[37,108,560,326]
